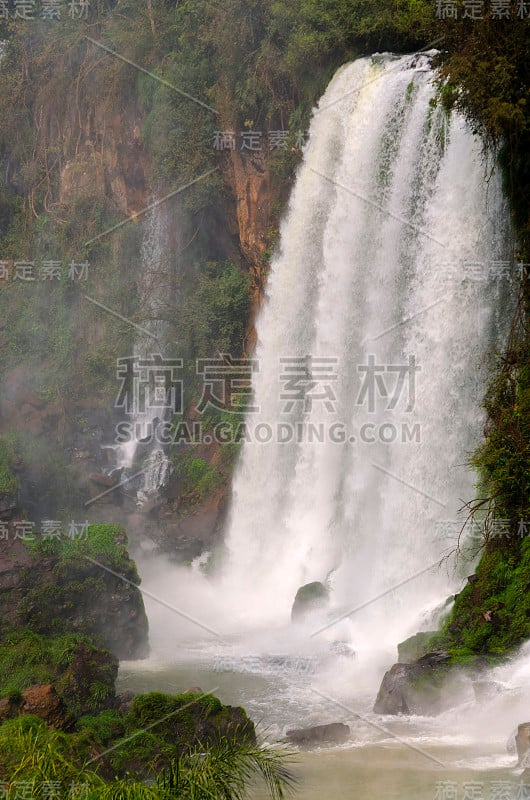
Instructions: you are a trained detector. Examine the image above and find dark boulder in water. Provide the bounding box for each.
[285,722,350,747]
[373,651,471,716]
[291,581,329,622]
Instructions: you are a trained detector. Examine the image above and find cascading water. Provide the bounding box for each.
[115,202,173,504]
[126,53,521,780]
[214,52,513,655]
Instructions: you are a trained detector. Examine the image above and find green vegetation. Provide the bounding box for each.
[429,536,530,660]
[0,630,118,715]
[79,691,256,775]
[0,715,297,799]
[180,261,251,361]
[0,433,20,495]
[30,523,137,574]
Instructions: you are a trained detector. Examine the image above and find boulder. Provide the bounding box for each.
[20,684,73,729]
[373,651,464,716]
[114,690,135,713]
[291,582,329,622]
[285,722,350,747]
[516,723,530,766]
[131,693,256,751]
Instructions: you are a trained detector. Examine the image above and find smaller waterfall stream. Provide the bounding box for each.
[114,202,174,503]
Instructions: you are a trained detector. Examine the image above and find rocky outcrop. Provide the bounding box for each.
[373,651,469,716]
[0,530,149,660]
[291,581,329,622]
[130,692,256,753]
[58,104,149,218]
[285,723,350,747]
[224,148,270,273]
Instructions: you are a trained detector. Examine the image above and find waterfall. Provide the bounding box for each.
[217,53,513,652]
[115,202,173,504]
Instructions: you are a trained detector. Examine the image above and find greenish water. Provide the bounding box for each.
[258,746,518,800]
[118,658,522,800]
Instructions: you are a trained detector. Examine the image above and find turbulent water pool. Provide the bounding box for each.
[117,628,526,800]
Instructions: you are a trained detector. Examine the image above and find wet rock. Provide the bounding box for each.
[373,651,464,716]
[285,722,350,747]
[88,473,120,505]
[291,582,329,622]
[170,536,205,563]
[139,495,164,516]
[184,686,203,694]
[114,690,135,713]
[516,723,530,766]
